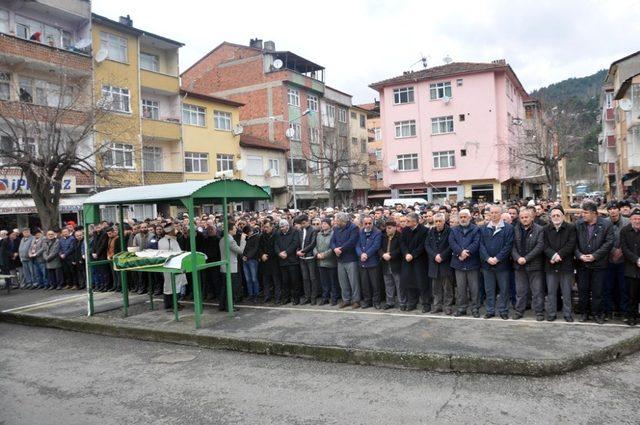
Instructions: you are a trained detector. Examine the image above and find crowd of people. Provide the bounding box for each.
[2,197,640,326]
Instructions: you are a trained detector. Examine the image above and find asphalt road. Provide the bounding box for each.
[1,322,638,425]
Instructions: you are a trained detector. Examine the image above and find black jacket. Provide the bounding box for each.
[620,224,640,279]
[91,230,108,260]
[196,231,221,264]
[543,221,577,273]
[243,231,261,260]
[258,231,279,273]
[574,217,614,270]
[274,229,300,267]
[299,226,317,257]
[378,231,402,274]
[400,225,428,289]
[512,222,545,272]
[425,226,453,279]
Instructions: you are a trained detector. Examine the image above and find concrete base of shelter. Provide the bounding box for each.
[1,290,639,377]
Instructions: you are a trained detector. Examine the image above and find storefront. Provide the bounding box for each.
[0,196,87,230]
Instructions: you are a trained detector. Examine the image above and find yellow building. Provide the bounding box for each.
[180,90,243,181]
[92,14,184,190]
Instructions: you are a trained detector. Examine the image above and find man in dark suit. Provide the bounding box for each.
[400,212,429,312]
[620,208,640,326]
[575,201,614,324]
[512,206,545,320]
[380,220,403,309]
[356,216,382,309]
[296,214,319,304]
[425,213,453,314]
[274,219,301,305]
[258,220,281,304]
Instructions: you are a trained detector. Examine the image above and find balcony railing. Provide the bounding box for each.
[287,173,309,186]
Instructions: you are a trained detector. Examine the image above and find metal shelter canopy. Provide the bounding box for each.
[82,179,270,329]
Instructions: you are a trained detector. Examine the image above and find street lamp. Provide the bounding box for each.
[285,108,311,210]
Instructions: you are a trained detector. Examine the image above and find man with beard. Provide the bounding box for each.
[400,212,429,312]
[449,209,481,317]
[512,207,545,321]
[425,213,453,315]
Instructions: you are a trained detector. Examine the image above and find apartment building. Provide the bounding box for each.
[182,39,346,208]
[91,13,183,220]
[370,60,528,203]
[603,50,640,197]
[348,105,371,206]
[0,0,92,229]
[357,101,390,203]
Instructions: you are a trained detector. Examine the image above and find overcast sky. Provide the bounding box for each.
[93,0,640,104]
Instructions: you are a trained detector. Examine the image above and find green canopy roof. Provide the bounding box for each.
[83,179,270,205]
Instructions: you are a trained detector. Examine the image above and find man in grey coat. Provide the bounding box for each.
[18,228,34,289]
[219,221,246,312]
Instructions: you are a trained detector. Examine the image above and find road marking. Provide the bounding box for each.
[175,300,636,329]
[1,294,90,313]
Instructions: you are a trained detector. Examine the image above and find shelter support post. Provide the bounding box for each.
[185,199,202,329]
[171,273,179,322]
[223,196,234,317]
[85,231,94,316]
[118,205,129,317]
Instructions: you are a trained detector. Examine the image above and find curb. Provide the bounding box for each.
[2,312,639,376]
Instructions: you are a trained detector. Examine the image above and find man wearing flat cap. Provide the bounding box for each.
[574,201,614,324]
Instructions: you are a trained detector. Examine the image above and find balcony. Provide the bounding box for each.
[143,171,184,185]
[0,33,91,76]
[142,118,181,142]
[140,69,180,94]
[287,173,309,187]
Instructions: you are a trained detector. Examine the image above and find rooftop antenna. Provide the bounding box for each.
[409,53,429,70]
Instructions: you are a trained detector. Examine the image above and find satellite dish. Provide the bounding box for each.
[273,59,283,70]
[235,159,246,171]
[74,38,92,49]
[443,55,453,64]
[619,99,632,112]
[95,48,108,63]
[285,127,296,139]
[388,162,398,172]
[264,169,273,178]
[443,96,451,104]
[232,125,244,136]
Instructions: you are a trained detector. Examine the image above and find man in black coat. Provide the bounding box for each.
[619,208,640,326]
[400,212,429,312]
[274,219,301,304]
[425,213,453,314]
[543,205,577,322]
[196,224,221,301]
[259,220,281,304]
[296,214,319,304]
[379,220,404,309]
[574,201,614,324]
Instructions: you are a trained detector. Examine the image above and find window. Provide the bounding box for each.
[142,99,159,120]
[375,171,383,180]
[287,158,307,173]
[433,150,455,169]
[360,114,366,128]
[350,111,357,119]
[101,85,131,113]
[460,149,467,157]
[0,72,9,101]
[456,78,463,86]
[140,52,159,72]
[0,9,8,34]
[459,114,466,122]
[216,154,234,172]
[429,81,452,100]
[143,146,163,171]
[307,95,318,112]
[287,88,300,106]
[322,103,336,127]
[374,127,382,141]
[268,158,280,176]
[104,143,134,169]
[289,123,301,141]
[185,152,209,173]
[393,87,414,104]
[247,155,263,176]
[397,154,418,171]
[352,137,358,145]
[431,116,454,134]
[309,159,321,175]
[394,120,416,138]
[506,78,513,100]
[605,91,613,109]
[361,138,367,153]
[182,104,205,127]
[375,149,382,160]
[214,110,232,130]
[100,32,128,63]
[309,127,320,144]
[338,108,347,123]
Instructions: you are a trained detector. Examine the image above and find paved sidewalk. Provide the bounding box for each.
[1,289,639,376]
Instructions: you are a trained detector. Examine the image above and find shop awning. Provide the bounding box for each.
[0,196,87,215]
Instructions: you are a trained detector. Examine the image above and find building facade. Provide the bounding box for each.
[348,105,371,206]
[358,101,390,203]
[370,61,528,204]
[239,134,288,210]
[0,0,93,229]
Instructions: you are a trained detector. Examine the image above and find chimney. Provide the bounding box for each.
[249,38,263,49]
[491,59,506,65]
[264,40,276,52]
[118,15,133,27]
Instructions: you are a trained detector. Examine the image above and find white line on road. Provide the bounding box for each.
[1,294,89,313]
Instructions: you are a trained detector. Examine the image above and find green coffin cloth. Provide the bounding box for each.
[112,251,207,271]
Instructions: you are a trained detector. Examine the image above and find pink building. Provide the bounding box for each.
[370,60,528,203]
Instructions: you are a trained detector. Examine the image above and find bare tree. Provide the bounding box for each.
[0,70,131,230]
[304,135,367,206]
